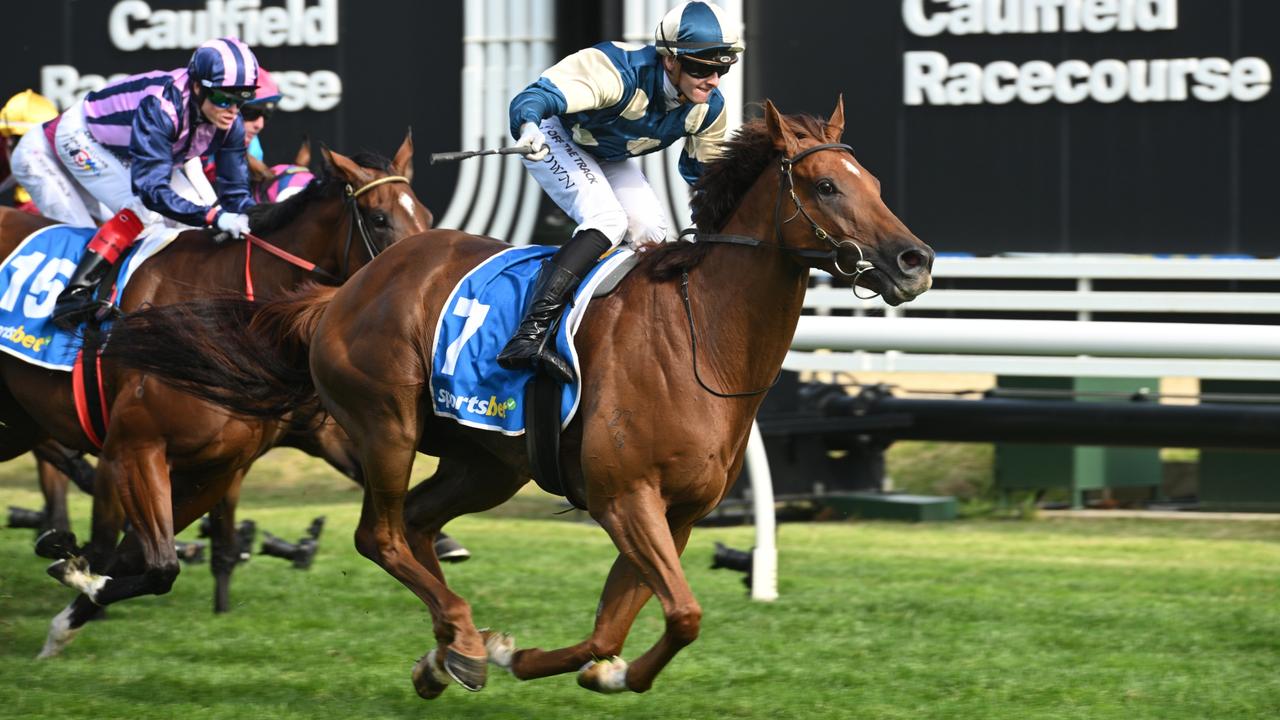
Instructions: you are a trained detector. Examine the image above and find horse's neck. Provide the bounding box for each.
[686,195,809,387]
[258,201,349,282]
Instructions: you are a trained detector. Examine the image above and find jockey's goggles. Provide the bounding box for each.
[679,56,731,79]
[241,104,275,122]
[205,87,256,109]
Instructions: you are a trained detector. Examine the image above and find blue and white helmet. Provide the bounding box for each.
[188,37,260,99]
[654,2,744,65]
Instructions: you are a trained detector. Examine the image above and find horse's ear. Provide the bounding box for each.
[246,154,274,185]
[320,145,364,183]
[294,135,311,168]
[764,99,799,157]
[392,128,414,182]
[825,94,846,144]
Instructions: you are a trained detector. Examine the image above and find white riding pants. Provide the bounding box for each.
[522,117,672,248]
[11,98,210,229]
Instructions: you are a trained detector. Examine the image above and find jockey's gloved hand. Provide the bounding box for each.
[517,122,549,161]
[212,211,251,240]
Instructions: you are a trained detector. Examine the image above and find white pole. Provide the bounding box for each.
[745,421,778,602]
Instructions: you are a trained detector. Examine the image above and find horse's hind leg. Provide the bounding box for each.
[352,437,489,692]
[401,453,526,577]
[502,549,658,684]
[206,471,246,613]
[586,493,702,693]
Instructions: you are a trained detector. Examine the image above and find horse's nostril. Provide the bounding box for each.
[898,249,930,274]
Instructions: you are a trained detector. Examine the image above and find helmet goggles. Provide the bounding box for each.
[205,85,256,108]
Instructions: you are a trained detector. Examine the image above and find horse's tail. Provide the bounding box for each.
[101,283,339,419]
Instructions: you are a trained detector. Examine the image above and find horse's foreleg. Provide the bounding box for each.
[590,493,701,693]
[52,441,180,606]
[84,461,124,571]
[35,456,71,534]
[354,440,487,692]
[36,531,147,658]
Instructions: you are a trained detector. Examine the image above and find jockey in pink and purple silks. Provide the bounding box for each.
[11,37,262,329]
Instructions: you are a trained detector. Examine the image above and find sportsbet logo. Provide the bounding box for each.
[436,389,518,418]
[0,324,52,352]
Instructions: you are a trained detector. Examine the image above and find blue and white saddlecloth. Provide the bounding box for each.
[0,224,180,370]
[430,245,636,435]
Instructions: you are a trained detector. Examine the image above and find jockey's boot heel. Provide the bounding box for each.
[496,228,612,384]
[51,208,145,331]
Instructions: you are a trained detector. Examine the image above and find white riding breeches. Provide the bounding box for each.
[522,117,672,248]
[10,98,202,229]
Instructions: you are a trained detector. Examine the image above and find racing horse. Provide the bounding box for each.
[0,133,432,653]
[100,98,934,695]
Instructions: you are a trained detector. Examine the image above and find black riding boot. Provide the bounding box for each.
[51,249,114,331]
[496,229,612,384]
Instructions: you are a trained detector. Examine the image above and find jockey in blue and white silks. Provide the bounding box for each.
[11,37,261,329]
[497,0,744,383]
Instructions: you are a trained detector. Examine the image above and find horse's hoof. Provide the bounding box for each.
[34,529,80,560]
[444,647,488,692]
[410,649,452,700]
[46,556,109,600]
[578,656,629,694]
[36,605,80,659]
[481,630,516,672]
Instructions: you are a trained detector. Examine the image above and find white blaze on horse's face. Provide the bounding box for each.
[398,192,427,231]
[842,158,862,178]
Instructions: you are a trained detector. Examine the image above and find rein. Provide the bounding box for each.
[240,174,410,301]
[678,143,876,398]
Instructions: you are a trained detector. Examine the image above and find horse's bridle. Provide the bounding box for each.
[681,143,879,398]
[687,142,878,294]
[240,174,411,300]
[339,174,411,278]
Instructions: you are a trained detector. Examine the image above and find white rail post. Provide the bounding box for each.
[745,421,778,601]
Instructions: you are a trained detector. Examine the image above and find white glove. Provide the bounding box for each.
[516,122,549,161]
[213,211,251,239]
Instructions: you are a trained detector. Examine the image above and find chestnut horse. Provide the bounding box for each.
[0,135,433,654]
[101,98,933,695]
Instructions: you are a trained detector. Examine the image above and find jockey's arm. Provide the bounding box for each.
[678,93,729,185]
[129,96,218,227]
[508,46,626,140]
[211,120,255,214]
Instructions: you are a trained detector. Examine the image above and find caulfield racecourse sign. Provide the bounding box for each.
[38,0,343,112]
[902,0,1273,105]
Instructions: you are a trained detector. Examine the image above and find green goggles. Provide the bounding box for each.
[205,87,256,109]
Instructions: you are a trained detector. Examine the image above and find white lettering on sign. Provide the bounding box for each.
[40,64,344,112]
[901,0,1178,37]
[904,51,1272,106]
[109,0,338,51]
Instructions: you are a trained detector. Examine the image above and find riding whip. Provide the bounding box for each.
[429,146,530,164]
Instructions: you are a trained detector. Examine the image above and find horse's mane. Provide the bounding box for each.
[245,151,395,236]
[644,112,833,281]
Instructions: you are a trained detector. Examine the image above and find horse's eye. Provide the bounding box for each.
[370,212,390,228]
[816,179,837,196]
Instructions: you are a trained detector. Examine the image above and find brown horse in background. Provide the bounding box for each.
[0,134,433,655]
[102,98,933,696]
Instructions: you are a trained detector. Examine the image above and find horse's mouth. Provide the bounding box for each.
[870,272,932,307]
